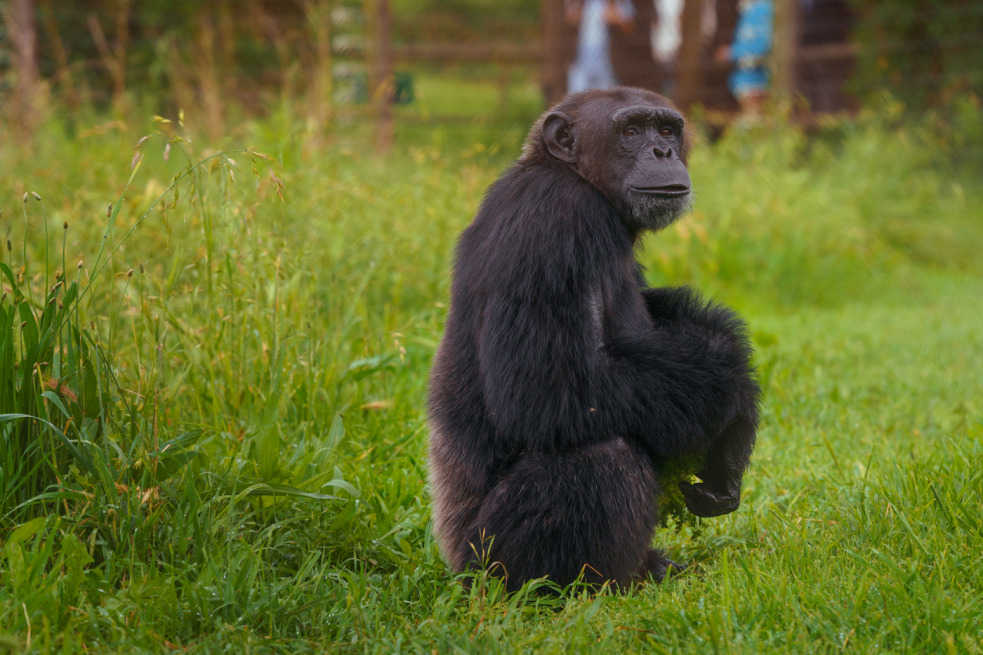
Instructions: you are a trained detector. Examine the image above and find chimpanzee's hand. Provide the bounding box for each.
[679,479,740,517]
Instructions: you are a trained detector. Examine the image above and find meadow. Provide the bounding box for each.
[1,77,982,653]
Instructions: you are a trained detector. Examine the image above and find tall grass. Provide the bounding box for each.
[0,93,981,652]
[1,124,369,640]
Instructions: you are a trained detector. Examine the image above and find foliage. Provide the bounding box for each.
[0,86,982,651]
[849,0,983,110]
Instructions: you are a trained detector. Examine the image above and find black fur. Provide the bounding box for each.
[428,87,760,591]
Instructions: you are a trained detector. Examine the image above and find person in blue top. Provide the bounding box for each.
[720,0,774,115]
[566,0,636,93]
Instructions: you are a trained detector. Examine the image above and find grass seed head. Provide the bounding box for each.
[106,203,113,217]
[32,191,41,201]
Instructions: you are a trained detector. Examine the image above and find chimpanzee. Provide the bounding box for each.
[427,86,760,591]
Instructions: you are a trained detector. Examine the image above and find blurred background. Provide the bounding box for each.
[2,0,981,148]
[1,5,982,649]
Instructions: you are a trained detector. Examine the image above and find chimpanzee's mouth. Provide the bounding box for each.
[631,185,690,197]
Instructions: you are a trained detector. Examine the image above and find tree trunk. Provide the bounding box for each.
[10,0,39,134]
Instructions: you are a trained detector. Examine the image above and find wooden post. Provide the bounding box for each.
[305,0,333,146]
[675,0,703,110]
[772,0,800,102]
[372,0,394,154]
[541,0,565,105]
[10,0,39,134]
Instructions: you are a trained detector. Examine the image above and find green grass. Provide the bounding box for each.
[1,91,982,653]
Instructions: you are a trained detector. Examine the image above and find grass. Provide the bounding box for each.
[0,84,981,653]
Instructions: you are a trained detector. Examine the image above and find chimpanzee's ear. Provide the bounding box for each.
[543,112,577,164]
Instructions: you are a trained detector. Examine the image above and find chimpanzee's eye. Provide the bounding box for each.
[659,127,674,138]
[623,125,641,137]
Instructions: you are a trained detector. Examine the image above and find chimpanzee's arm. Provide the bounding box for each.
[476,252,754,460]
[641,285,760,516]
[642,286,747,338]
